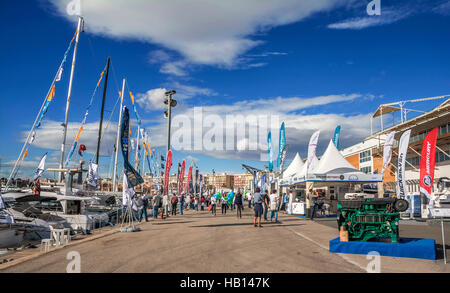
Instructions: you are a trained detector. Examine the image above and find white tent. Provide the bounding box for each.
[310,140,382,182]
[314,140,358,174]
[282,153,304,179]
[290,155,319,184]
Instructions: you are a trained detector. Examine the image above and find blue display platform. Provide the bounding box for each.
[291,214,337,219]
[329,237,436,260]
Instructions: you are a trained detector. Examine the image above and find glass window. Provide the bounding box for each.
[360,166,372,174]
[359,150,372,163]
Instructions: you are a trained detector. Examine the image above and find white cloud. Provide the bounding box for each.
[328,9,413,30]
[136,82,217,111]
[433,1,450,15]
[49,0,346,72]
[137,88,168,111]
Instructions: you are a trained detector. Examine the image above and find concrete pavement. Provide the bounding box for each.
[1,207,449,273]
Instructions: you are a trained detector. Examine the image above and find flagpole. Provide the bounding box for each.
[59,16,83,183]
[113,78,126,192]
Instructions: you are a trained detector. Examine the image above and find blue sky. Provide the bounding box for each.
[0,0,449,179]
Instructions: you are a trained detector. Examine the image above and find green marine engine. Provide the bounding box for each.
[337,198,409,243]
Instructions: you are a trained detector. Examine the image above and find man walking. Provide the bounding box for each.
[210,194,217,216]
[269,189,279,223]
[162,193,170,219]
[152,192,162,219]
[262,191,269,221]
[179,193,185,215]
[221,193,228,214]
[253,187,267,228]
[171,193,178,216]
[234,190,244,219]
[138,193,149,222]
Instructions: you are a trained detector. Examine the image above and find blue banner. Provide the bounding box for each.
[121,107,143,188]
[333,125,341,149]
[277,122,285,168]
[268,131,273,171]
[261,174,267,194]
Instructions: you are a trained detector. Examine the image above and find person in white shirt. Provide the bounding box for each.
[210,195,217,216]
[247,193,253,208]
[269,189,280,222]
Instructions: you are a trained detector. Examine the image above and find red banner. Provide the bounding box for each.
[420,128,438,199]
[178,160,185,195]
[163,150,172,195]
[186,166,192,195]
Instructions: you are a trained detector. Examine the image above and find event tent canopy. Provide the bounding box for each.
[289,140,382,185]
[282,153,304,179]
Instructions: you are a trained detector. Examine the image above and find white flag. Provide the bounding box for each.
[396,130,411,198]
[130,138,136,151]
[122,173,138,211]
[55,67,63,82]
[307,131,320,173]
[0,187,5,210]
[87,162,100,187]
[33,153,47,181]
[29,131,36,144]
[381,131,396,177]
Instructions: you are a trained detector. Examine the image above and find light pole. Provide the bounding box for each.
[164,90,177,152]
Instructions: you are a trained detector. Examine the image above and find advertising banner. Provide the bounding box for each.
[381,131,396,177]
[163,150,172,195]
[419,128,438,199]
[277,122,286,168]
[396,130,411,198]
[307,130,320,173]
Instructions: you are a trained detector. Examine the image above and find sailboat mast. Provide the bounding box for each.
[96,57,110,165]
[58,16,83,183]
[113,78,126,192]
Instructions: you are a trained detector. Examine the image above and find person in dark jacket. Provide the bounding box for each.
[152,193,162,219]
[138,194,149,222]
[171,193,178,216]
[234,190,244,218]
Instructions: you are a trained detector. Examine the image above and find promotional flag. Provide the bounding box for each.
[179,160,185,195]
[33,153,47,181]
[419,128,438,199]
[186,166,193,195]
[333,125,341,149]
[163,150,173,195]
[307,130,320,173]
[268,131,273,171]
[279,144,289,175]
[122,173,138,212]
[396,130,411,198]
[277,122,286,168]
[261,174,267,194]
[120,107,144,188]
[381,131,396,177]
[87,162,100,187]
[195,169,199,194]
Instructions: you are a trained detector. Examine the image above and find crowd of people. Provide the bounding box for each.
[132,187,288,227]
